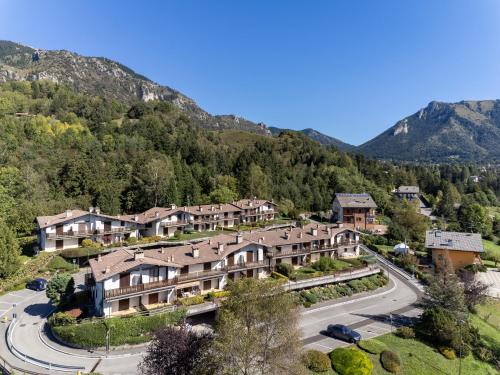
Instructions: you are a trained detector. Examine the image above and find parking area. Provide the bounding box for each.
[303,307,421,353]
[0,288,41,320]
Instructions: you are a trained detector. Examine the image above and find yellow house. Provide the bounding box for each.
[425,230,483,272]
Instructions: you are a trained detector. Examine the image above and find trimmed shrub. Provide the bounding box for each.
[357,339,387,354]
[48,255,76,272]
[329,347,373,375]
[270,271,288,281]
[275,263,294,277]
[395,326,415,339]
[304,292,318,305]
[52,309,185,348]
[380,350,401,373]
[302,350,331,372]
[48,312,76,327]
[438,346,456,360]
[178,295,205,306]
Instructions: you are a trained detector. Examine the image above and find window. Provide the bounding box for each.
[149,267,159,282]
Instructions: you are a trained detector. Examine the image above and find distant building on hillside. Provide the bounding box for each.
[331,193,377,231]
[393,186,427,208]
[425,230,483,272]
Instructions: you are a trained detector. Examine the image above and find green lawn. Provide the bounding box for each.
[483,240,500,257]
[310,300,500,375]
[167,230,232,242]
[376,245,394,254]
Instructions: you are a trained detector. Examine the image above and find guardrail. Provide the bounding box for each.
[6,319,85,373]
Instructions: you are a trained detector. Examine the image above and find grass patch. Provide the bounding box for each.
[475,298,500,330]
[51,309,186,348]
[48,255,78,272]
[168,230,231,242]
[369,333,498,375]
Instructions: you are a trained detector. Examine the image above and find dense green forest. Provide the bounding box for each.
[0,80,498,242]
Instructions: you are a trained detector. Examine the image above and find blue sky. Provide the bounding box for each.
[1,1,500,145]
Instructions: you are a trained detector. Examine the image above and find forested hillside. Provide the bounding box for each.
[0,81,498,239]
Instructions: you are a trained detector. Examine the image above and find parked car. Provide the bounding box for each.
[326,324,361,343]
[27,278,48,291]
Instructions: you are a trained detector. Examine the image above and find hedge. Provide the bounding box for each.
[303,350,331,372]
[178,295,205,306]
[357,339,387,354]
[330,347,373,375]
[380,350,401,373]
[47,255,76,272]
[51,309,186,348]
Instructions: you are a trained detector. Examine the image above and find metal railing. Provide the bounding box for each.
[160,220,189,227]
[105,278,177,299]
[178,268,226,282]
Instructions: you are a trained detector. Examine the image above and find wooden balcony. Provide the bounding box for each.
[160,220,189,227]
[47,227,137,239]
[105,278,176,300]
[227,260,267,272]
[178,268,227,282]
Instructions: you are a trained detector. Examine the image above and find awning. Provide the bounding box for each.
[177,281,200,289]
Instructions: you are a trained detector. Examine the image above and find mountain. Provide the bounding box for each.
[0,40,271,135]
[269,127,355,151]
[357,100,500,162]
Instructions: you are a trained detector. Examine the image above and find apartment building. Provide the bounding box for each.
[332,193,377,231]
[36,198,278,251]
[88,223,360,316]
[36,207,138,251]
[393,186,427,208]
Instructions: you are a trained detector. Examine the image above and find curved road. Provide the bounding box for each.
[2,264,421,375]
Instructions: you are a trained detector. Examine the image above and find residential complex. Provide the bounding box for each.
[88,223,360,316]
[332,193,378,231]
[36,199,277,251]
[425,230,484,271]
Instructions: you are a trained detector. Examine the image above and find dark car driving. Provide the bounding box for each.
[27,278,48,291]
[326,324,362,343]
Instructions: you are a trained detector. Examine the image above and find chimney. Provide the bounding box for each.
[171,204,177,210]
[89,207,94,213]
[249,201,253,207]
[134,215,139,222]
[236,233,243,244]
[192,246,199,259]
[258,237,263,244]
[95,207,101,215]
[312,228,318,236]
[299,232,303,239]
[435,230,441,238]
[134,250,144,260]
[171,255,175,262]
[219,204,222,210]
[327,227,331,235]
[97,254,102,262]
[217,242,224,254]
[65,210,72,218]
[200,206,204,212]
[160,248,166,254]
[104,266,110,274]
[285,231,290,240]
[208,239,212,245]
[211,206,215,211]
[155,211,160,217]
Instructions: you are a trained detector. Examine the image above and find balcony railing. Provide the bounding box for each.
[47,227,137,239]
[227,260,267,272]
[160,220,189,227]
[177,268,227,282]
[105,278,177,299]
[269,241,358,257]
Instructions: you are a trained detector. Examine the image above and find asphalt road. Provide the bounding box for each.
[1,266,421,375]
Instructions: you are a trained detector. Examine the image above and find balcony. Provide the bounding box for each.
[177,268,227,282]
[160,220,189,227]
[242,210,275,217]
[269,247,310,258]
[47,227,137,239]
[105,278,177,300]
[227,260,267,272]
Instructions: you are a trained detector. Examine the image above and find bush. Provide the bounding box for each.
[46,273,74,303]
[302,350,331,372]
[473,346,493,362]
[357,339,387,354]
[463,263,487,273]
[395,326,415,339]
[52,309,186,348]
[438,346,456,360]
[329,347,373,375]
[312,256,337,272]
[205,290,230,300]
[81,239,101,248]
[48,312,76,326]
[303,292,318,305]
[125,237,138,245]
[380,350,401,373]
[178,295,205,306]
[270,271,288,282]
[48,255,76,272]
[275,263,294,277]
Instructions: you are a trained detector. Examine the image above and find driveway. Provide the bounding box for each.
[478,267,500,298]
[0,288,41,320]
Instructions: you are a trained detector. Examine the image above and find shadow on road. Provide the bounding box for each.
[24,303,53,317]
[351,312,419,327]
